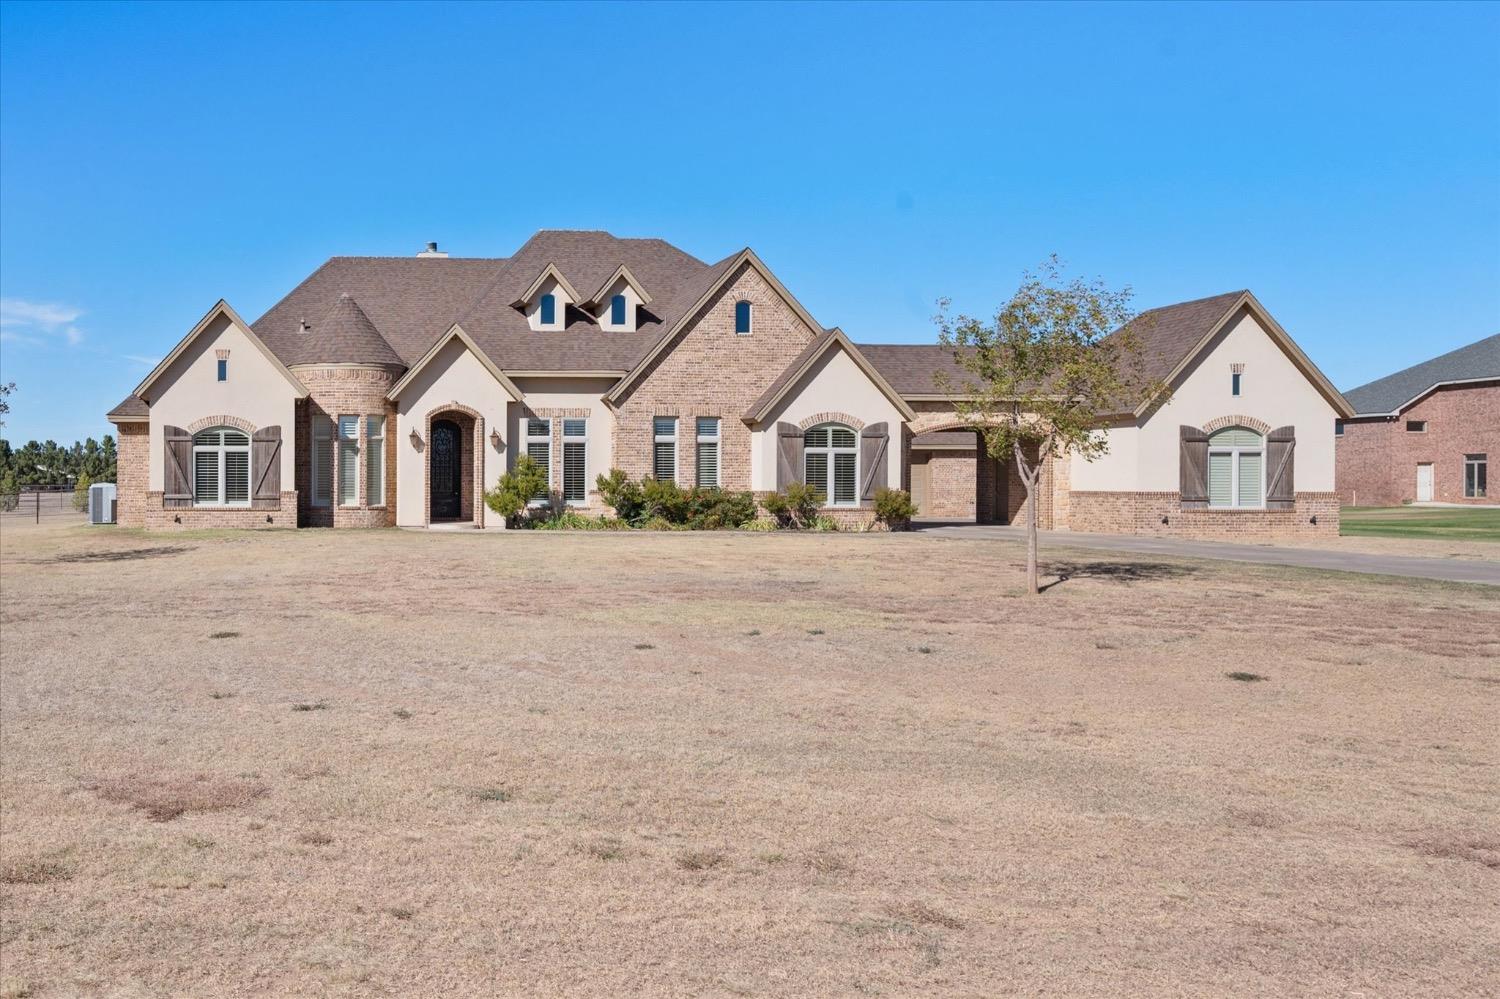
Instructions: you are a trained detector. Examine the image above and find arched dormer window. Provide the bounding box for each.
[803,423,857,506]
[1207,426,1263,508]
[610,294,627,327]
[193,427,251,507]
[539,293,557,327]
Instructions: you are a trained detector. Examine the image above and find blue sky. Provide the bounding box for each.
[1,1,1496,445]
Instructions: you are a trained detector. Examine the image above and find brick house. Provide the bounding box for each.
[107,231,1352,537]
[1335,334,1498,506]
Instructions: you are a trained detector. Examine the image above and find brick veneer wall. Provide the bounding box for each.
[113,422,149,527]
[143,491,299,529]
[612,263,816,491]
[1068,490,1340,539]
[291,365,400,527]
[1335,381,1498,506]
[914,449,979,518]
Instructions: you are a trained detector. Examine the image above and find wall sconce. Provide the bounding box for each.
[490,427,502,451]
[1160,515,1169,525]
[409,428,423,450]
[1309,515,1317,525]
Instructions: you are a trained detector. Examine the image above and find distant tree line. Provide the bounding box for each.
[0,436,118,492]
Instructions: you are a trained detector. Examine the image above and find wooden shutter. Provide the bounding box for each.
[251,425,282,509]
[776,422,803,489]
[163,425,193,508]
[859,422,889,500]
[1265,425,1295,510]
[1179,425,1209,508]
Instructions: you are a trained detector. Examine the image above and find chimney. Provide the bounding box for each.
[417,241,449,259]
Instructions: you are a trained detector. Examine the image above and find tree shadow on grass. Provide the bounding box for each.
[54,546,190,563]
[1038,560,1195,591]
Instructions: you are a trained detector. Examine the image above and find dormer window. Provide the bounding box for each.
[588,265,651,333]
[610,294,626,327]
[735,300,752,335]
[515,263,581,331]
[540,294,556,326]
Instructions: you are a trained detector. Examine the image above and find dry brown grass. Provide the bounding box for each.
[2,521,1498,997]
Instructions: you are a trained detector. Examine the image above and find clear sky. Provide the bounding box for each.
[1,1,1496,445]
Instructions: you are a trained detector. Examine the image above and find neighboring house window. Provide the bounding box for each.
[366,416,385,506]
[1406,420,1427,433]
[527,418,551,501]
[217,359,228,382]
[696,417,720,488]
[563,419,587,505]
[610,294,627,327]
[734,300,751,335]
[337,416,359,506]
[1335,419,1345,437]
[804,423,858,506]
[1465,453,1488,498]
[192,427,250,507]
[1231,372,1241,396]
[1207,426,1263,508]
[653,416,677,482]
[311,415,333,508]
[540,294,556,326]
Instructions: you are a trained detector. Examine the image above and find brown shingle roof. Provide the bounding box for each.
[107,394,148,420]
[855,344,974,395]
[296,293,403,367]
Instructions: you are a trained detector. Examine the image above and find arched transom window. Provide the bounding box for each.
[804,423,858,506]
[1208,426,1263,508]
[193,427,251,507]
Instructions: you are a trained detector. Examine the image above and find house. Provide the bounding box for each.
[107,231,1352,537]
[1335,334,1498,506]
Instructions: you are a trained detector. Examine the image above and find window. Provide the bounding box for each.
[337,416,359,506]
[192,427,250,507]
[1335,419,1345,437]
[563,419,587,504]
[311,415,333,507]
[366,416,385,506]
[653,416,677,482]
[696,417,720,488]
[526,418,551,501]
[217,359,228,382]
[1465,454,1488,499]
[1207,426,1263,508]
[1231,372,1241,396]
[734,300,751,335]
[804,423,858,506]
[610,294,626,327]
[539,293,556,326]
[1406,420,1427,433]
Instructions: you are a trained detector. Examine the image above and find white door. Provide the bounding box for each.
[1416,463,1434,502]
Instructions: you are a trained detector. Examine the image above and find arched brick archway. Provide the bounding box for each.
[797,411,865,431]
[187,414,257,434]
[1202,414,1273,435]
[422,403,485,527]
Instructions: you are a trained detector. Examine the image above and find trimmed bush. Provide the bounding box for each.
[873,487,917,530]
[762,482,823,529]
[483,455,550,526]
[594,469,757,530]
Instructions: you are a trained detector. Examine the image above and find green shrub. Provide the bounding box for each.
[0,470,18,512]
[532,510,625,531]
[762,482,824,528]
[73,473,92,512]
[640,477,691,523]
[484,455,550,526]
[687,488,757,529]
[873,487,917,530]
[812,514,840,532]
[595,468,756,529]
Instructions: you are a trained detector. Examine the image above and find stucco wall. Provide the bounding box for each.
[393,338,517,527]
[1070,306,1341,493]
[508,376,617,509]
[594,278,645,332]
[144,313,299,492]
[752,347,906,495]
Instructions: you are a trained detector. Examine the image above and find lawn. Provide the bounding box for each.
[1341,505,1500,541]
[1,524,1497,998]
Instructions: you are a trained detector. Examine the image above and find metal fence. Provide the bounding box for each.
[0,487,89,524]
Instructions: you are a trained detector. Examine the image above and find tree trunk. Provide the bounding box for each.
[1014,441,1039,595]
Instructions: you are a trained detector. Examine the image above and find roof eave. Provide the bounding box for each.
[512,262,583,307]
[133,300,310,403]
[385,323,525,403]
[741,329,916,426]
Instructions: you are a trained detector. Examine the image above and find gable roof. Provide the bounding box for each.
[134,300,308,402]
[513,262,583,306]
[386,323,525,403]
[606,248,825,405]
[297,293,403,367]
[1342,332,1500,416]
[584,264,654,307]
[855,344,975,398]
[743,328,915,424]
[107,394,149,422]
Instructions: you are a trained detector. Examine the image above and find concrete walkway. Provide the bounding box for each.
[915,523,1500,586]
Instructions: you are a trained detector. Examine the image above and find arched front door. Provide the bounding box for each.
[429,419,462,520]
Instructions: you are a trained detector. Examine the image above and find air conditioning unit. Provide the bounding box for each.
[88,482,117,525]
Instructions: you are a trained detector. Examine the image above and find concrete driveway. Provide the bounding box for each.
[914,523,1500,586]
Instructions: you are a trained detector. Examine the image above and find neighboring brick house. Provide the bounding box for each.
[1335,334,1498,506]
[107,231,1351,537]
